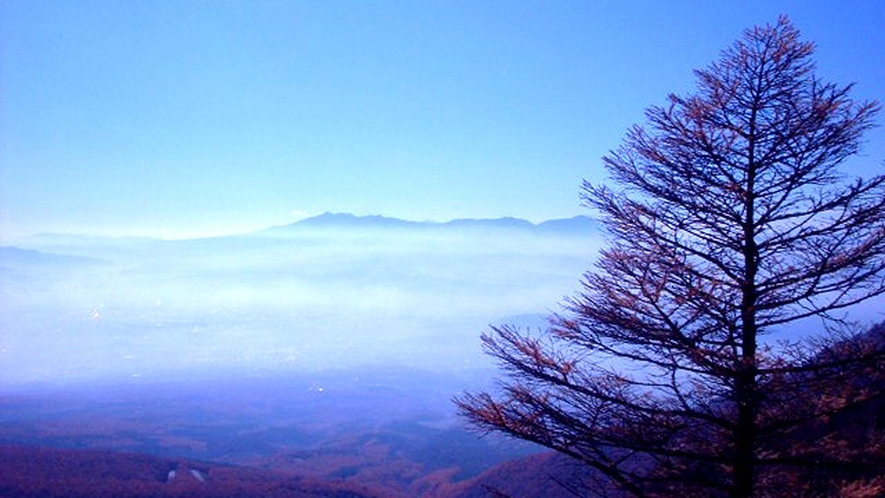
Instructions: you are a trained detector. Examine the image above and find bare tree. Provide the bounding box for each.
[457,17,885,498]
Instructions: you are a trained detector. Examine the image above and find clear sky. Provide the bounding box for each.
[2,1,884,240]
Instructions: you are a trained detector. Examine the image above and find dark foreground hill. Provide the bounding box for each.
[0,368,552,497]
[0,445,384,498]
[3,365,882,498]
[0,444,597,498]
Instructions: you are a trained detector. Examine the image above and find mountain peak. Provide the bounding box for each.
[444,216,535,230]
[294,212,419,229]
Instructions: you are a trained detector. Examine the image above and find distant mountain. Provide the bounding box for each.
[443,216,535,231]
[537,215,601,234]
[27,233,161,245]
[0,246,100,266]
[289,212,422,229]
[19,214,601,243]
[265,212,600,235]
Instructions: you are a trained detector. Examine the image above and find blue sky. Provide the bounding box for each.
[2,1,884,240]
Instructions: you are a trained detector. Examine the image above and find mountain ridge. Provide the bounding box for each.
[264,212,600,235]
[15,214,601,244]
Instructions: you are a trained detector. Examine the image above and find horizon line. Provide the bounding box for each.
[8,212,598,243]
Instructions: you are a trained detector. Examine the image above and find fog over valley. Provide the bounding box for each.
[0,213,603,388]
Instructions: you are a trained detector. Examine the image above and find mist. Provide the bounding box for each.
[0,214,603,388]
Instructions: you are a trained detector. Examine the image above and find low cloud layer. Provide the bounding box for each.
[1,216,603,387]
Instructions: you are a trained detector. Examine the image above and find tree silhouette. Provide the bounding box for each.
[457,17,885,498]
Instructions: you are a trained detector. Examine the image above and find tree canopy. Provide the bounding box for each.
[458,17,885,498]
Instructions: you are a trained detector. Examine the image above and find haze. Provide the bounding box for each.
[0,215,603,387]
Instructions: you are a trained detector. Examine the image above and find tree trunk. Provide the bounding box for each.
[734,125,760,498]
[733,341,758,498]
